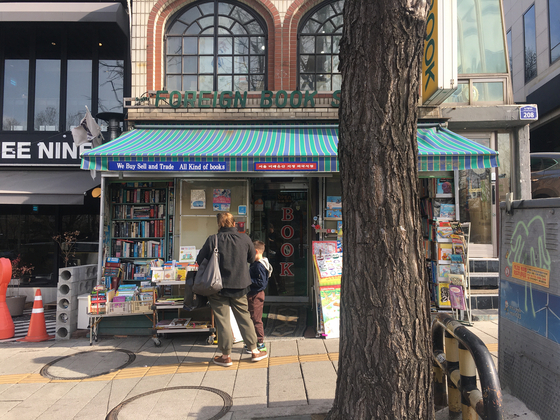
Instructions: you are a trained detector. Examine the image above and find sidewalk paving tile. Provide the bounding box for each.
[301,361,336,405]
[296,339,327,356]
[268,340,298,357]
[232,367,267,399]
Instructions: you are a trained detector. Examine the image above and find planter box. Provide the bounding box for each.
[6,295,27,317]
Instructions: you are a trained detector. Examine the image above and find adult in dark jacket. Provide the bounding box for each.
[196,212,268,366]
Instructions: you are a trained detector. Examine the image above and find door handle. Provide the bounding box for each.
[492,184,496,205]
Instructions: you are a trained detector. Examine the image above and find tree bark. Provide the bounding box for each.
[326,1,434,419]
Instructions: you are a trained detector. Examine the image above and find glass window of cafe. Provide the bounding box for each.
[0,201,99,287]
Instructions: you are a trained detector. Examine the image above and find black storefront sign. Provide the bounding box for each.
[0,133,90,166]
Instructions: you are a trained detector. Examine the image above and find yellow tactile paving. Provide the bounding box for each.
[17,374,50,384]
[486,343,498,352]
[0,353,339,384]
[268,355,300,366]
[299,354,330,363]
[82,372,119,382]
[145,365,179,376]
[0,374,30,384]
[113,367,150,379]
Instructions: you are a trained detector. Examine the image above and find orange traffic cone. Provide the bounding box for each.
[18,289,54,342]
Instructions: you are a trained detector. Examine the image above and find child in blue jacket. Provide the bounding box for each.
[246,240,273,352]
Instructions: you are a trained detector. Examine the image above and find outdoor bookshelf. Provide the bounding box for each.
[108,181,175,281]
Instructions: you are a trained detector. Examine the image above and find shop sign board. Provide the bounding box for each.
[255,162,317,171]
[422,0,457,105]
[151,90,341,109]
[0,135,91,166]
[108,161,227,171]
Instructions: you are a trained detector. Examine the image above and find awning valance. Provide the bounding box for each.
[81,124,498,172]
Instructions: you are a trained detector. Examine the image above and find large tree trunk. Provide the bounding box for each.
[326,1,434,419]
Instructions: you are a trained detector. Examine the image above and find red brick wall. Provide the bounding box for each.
[146,0,328,92]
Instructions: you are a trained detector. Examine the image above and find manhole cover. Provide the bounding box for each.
[105,386,233,420]
[40,349,136,380]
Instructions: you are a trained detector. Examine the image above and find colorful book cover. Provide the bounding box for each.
[179,246,197,262]
[319,285,340,338]
[438,243,453,262]
[439,204,456,219]
[326,196,342,209]
[212,189,231,211]
[436,223,453,239]
[438,265,451,278]
[449,284,466,310]
[436,283,451,307]
[436,178,454,195]
[449,264,465,275]
[326,209,342,218]
[450,254,464,263]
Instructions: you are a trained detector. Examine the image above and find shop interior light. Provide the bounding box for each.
[91,187,102,198]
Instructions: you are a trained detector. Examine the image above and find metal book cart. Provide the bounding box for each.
[151,279,216,347]
[88,298,154,345]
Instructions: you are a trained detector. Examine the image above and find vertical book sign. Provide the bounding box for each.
[423,0,439,102]
[422,0,458,105]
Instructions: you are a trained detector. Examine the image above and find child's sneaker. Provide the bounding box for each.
[251,349,268,362]
[244,343,266,354]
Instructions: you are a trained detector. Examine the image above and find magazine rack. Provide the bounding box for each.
[450,222,472,325]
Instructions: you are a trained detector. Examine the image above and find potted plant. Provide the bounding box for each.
[7,255,34,316]
[53,230,80,267]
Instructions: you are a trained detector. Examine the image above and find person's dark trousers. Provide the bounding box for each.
[207,293,258,355]
[247,291,265,343]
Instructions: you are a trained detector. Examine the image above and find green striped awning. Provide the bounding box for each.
[81,125,339,172]
[81,124,498,172]
[417,125,499,171]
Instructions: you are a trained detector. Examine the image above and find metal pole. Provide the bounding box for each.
[445,331,462,416]
[459,342,478,420]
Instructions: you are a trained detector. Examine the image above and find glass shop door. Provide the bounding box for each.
[251,181,309,302]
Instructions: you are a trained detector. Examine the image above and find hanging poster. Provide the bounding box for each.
[190,189,206,209]
[319,285,340,338]
[212,189,231,211]
[179,246,197,263]
[312,253,342,286]
[312,241,338,256]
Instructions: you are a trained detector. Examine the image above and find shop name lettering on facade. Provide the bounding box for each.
[280,207,296,277]
[154,90,341,109]
[0,140,91,165]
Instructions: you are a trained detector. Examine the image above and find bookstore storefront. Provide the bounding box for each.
[81,123,500,308]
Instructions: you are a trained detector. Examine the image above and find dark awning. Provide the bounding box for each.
[0,171,100,205]
[0,2,128,35]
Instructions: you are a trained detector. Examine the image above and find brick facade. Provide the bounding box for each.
[130,0,345,123]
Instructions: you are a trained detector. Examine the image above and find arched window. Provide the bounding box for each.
[165,1,267,92]
[298,0,343,91]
